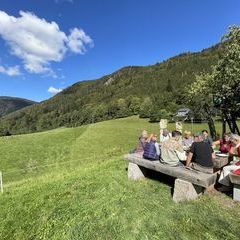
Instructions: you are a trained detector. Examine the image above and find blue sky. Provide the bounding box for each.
[0,0,239,102]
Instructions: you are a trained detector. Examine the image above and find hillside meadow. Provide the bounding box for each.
[0,116,239,240]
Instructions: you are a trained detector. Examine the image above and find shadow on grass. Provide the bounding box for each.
[125,164,235,198]
[125,166,175,195]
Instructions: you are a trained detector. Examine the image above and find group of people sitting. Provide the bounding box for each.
[133,129,240,191]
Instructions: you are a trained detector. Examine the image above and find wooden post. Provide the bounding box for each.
[0,171,3,194]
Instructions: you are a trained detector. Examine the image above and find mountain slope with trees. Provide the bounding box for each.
[0,43,225,135]
[0,96,36,118]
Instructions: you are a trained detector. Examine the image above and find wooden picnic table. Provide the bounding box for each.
[124,153,218,202]
[213,155,229,169]
[179,154,229,169]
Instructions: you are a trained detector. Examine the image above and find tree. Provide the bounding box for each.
[149,108,170,122]
[139,97,152,118]
[187,25,240,136]
[166,79,174,92]
[129,97,141,114]
[187,72,217,139]
[210,25,240,134]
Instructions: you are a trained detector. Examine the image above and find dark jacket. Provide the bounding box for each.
[143,141,159,160]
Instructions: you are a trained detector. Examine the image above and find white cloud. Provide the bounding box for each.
[0,65,21,76]
[48,86,63,94]
[67,28,94,54]
[0,10,93,75]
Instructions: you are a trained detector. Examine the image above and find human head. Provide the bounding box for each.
[202,130,209,138]
[184,130,192,139]
[162,129,169,137]
[194,132,204,142]
[152,133,158,142]
[147,133,158,142]
[223,132,231,142]
[229,134,240,146]
[172,130,182,141]
[141,130,148,139]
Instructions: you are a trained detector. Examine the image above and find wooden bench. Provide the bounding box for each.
[124,153,218,202]
[229,173,240,201]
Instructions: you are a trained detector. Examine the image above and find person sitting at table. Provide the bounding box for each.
[159,129,171,143]
[160,131,186,166]
[202,129,213,146]
[218,134,240,190]
[182,130,194,151]
[134,130,148,154]
[143,133,160,160]
[213,132,232,153]
[186,133,215,174]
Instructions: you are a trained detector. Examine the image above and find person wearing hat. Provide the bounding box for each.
[186,133,215,174]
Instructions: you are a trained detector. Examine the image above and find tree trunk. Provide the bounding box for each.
[223,110,240,135]
[231,112,240,135]
[204,104,217,140]
[222,116,226,138]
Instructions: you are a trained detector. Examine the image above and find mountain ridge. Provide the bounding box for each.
[0,96,37,119]
[0,42,225,135]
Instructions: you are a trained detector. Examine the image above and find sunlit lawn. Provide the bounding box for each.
[0,116,239,240]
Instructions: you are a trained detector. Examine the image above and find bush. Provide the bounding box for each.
[149,108,171,122]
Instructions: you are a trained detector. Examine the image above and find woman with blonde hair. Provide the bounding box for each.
[143,133,160,160]
[218,134,240,190]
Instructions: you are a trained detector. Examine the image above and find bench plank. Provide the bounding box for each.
[124,153,217,188]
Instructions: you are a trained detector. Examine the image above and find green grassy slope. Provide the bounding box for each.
[0,117,239,240]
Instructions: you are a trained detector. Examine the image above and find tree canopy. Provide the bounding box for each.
[188,25,240,135]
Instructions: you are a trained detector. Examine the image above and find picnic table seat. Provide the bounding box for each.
[124,153,218,202]
[229,172,240,201]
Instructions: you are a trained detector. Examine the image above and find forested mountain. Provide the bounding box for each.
[0,96,36,118]
[0,43,225,135]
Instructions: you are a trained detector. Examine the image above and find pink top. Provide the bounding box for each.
[219,140,232,153]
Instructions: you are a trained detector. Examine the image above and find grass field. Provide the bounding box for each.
[0,116,239,240]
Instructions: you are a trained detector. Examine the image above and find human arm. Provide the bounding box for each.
[186,143,195,167]
[186,152,193,167]
[159,129,163,143]
[155,142,160,156]
[212,140,220,149]
[229,146,237,156]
